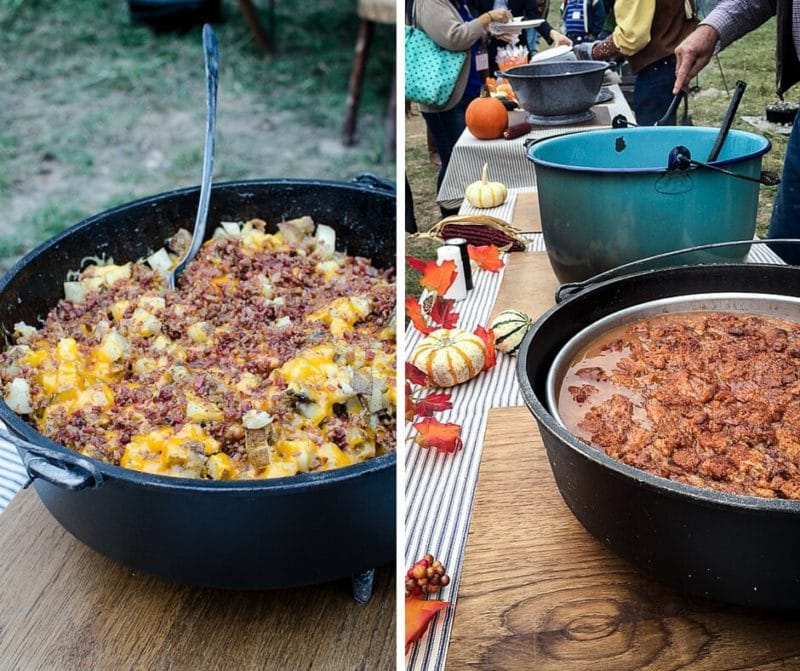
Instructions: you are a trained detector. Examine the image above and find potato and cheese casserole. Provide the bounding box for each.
[0,217,396,480]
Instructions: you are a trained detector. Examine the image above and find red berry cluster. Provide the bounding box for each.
[405,553,450,597]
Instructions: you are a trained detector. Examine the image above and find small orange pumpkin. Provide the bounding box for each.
[410,328,486,387]
[465,91,508,140]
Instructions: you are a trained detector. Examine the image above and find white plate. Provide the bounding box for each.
[493,17,545,31]
[530,45,576,63]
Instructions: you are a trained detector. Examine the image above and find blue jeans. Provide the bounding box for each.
[634,56,677,126]
[422,94,473,192]
[767,116,800,264]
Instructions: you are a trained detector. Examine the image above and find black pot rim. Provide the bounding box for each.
[516,263,800,515]
[0,178,396,494]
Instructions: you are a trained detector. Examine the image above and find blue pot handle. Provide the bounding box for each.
[0,421,103,491]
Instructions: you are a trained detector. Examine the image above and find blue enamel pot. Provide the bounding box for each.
[527,127,772,283]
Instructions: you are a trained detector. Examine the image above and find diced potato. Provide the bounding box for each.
[258,276,274,299]
[131,308,162,337]
[13,322,37,339]
[317,260,341,281]
[110,300,132,321]
[63,281,85,303]
[96,330,130,363]
[146,248,172,275]
[221,221,242,237]
[138,295,166,312]
[56,338,79,362]
[315,224,336,259]
[263,462,299,479]
[207,453,238,480]
[243,409,273,430]
[187,321,210,343]
[186,397,223,423]
[275,316,292,329]
[5,378,32,414]
[317,442,353,470]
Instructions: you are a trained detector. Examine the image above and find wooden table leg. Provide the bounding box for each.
[237,0,272,54]
[342,18,375,146]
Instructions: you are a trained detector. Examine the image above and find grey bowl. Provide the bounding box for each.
[502,60,608,117]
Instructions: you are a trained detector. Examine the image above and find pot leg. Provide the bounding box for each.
[351,569,375,604]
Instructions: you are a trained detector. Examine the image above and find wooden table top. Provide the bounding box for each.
[447,406,800,670]
[0,489,395,670]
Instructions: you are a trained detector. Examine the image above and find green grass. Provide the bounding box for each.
[0,0,394,272]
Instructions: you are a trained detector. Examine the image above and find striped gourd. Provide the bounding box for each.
[410,328,486,387]
[490,309,533,355]
[464,163,508,209]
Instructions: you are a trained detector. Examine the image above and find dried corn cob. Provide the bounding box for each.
[411,215,527,252]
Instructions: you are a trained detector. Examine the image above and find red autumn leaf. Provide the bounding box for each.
[406,255,457,295]
[405,382,417,421]
[415,391,453,417]
[406,362,429,387]
[429,296,459,329]
[468,244,505,272]
[405,596,451,653]
[413,417,463,453]
[406,255,428,274]
[475,325,497,372]
[405,296,434,335]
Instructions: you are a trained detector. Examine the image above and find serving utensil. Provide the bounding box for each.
[653,90,685,126]
[168,23,219,290]
[706,79,746,162]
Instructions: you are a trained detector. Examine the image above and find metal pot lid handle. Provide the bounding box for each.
[0,420,103,491]
[554,238,800,303]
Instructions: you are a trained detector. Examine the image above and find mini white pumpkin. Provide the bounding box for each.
[490,309,533,355]
[410,328,486,387]
[464,163,508,209]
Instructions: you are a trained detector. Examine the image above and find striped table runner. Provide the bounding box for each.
[405,235,545,671]
[0,435,26,514]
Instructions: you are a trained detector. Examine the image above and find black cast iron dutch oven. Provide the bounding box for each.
[516,259,800,609]
[0,176,396,591]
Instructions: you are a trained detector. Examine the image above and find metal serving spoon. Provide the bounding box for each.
[168,23,219,290]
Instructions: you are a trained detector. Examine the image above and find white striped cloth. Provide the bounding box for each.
[437,85,634,210]
[0,437,26,514]
[405,230,785,670]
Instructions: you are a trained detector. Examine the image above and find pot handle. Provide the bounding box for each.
[0,421,103,491]
[554,238,800,303]
[351,173,396,195]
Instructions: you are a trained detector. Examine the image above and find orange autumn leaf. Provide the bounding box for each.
[407,255,458,295]
[405,296,435,336]
[474,325,497,372]
[405,596,450,653]
[423,260,457,295]
[413,417,463,453]
[468,244,505,272]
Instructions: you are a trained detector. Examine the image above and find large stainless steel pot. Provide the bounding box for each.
[516,262,800,609]
[0,177,396,591]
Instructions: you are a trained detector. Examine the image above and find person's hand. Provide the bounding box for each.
[573,41,597,60]
[673,24,719,93]
[488,8,513,23]
[549,30,572,47]
[496,32,517,43]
